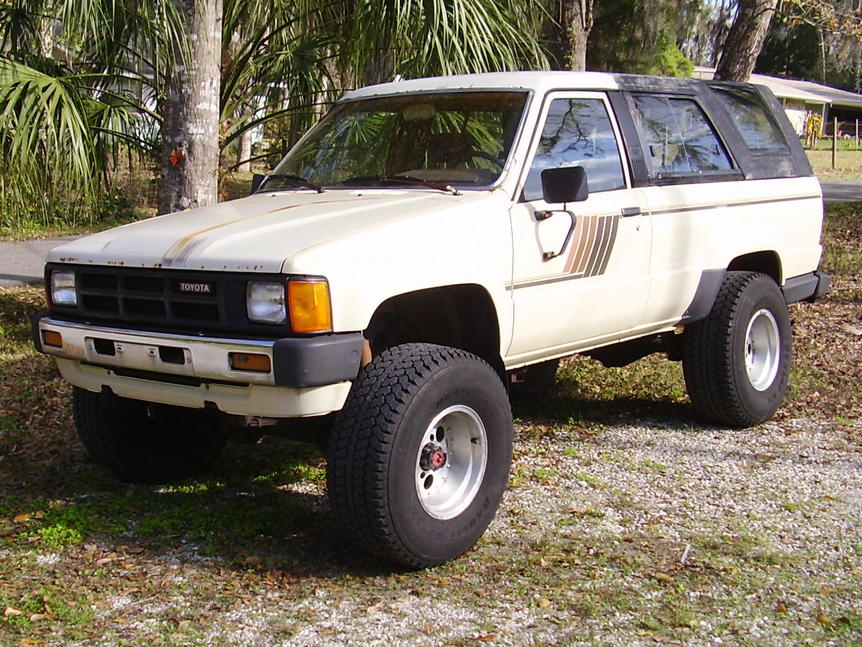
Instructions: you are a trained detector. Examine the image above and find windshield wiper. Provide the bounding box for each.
[339,175,461,196]
[259,174,325,193]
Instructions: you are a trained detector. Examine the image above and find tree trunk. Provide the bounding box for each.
[559,0,594,71]
[713,0,777,81]
[238,128,252,173]
[158,0,223,214]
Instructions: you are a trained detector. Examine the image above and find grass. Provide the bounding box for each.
[0,203,860,645]
[0,171,256,241]
[806,146,862,179]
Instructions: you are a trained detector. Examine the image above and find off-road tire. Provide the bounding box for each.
[327,343,512,569]
[682,271,792,428]
[73,387,229,483]
[509,358,560,399]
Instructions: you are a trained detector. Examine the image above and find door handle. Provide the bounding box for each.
[621,206,641,217]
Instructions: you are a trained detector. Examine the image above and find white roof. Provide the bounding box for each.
[341,71,620,100]
[694,66,862,109]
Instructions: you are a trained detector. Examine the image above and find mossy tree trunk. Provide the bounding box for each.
[158,0,223,214]
[714,0,777,81]
[560,0,594,71]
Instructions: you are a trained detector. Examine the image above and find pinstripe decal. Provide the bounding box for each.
[596,214,619,275]
[583,216,608,277]
[569,213,620,279]
[161,198,360,267]
[514,212,621,290]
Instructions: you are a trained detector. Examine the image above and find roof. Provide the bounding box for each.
[341,71,620,100]
[694,66,862,109]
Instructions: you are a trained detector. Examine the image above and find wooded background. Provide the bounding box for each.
[0,0,860,229]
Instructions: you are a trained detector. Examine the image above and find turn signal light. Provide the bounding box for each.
[229,352,272,373]
[288,280,332,333]
[41,330,63,348]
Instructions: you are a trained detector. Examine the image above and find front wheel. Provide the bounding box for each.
[327,343,512,568]
[73,388,229,483]
[682,272,792,428]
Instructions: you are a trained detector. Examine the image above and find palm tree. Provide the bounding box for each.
[0,0,185,227]
[1,0,550,226]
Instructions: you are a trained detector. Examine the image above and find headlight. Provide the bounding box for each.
[246,281,286,324]
[50,270,77,306]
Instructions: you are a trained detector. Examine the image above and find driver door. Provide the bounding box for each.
[507,92,652,362]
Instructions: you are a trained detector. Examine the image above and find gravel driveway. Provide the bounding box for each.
[98,415,859,647]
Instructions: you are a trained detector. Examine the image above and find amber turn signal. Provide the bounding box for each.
[41,330,63,348]
[288,280,332,333]
[229,352,272,373]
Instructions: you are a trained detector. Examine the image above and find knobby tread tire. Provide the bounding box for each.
[73,387,229,483]
[327,343,512,569]
[682,271,792,428]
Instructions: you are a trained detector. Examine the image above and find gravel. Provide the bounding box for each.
[81,415,859,647]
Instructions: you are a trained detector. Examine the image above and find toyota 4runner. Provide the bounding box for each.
[33,72,830,568]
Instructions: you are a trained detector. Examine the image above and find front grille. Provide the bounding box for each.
[48,264,288,337]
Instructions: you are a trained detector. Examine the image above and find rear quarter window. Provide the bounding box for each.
[712,86,789,155]
[630,94,732,179]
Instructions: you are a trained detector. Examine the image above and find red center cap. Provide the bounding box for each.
[431,450,447,468]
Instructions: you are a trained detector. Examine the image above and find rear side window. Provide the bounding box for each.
[712,86,789,155]
[630,95,732,178]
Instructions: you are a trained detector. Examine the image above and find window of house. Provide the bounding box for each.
[630,95,733,178]
[522,98,626,201]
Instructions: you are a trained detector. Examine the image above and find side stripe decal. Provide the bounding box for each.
[565,214,619,279]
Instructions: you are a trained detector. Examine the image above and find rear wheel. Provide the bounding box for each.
[327,343,512,568]
[682,272,792,427]
[509,358,560,399]
[73,388,229,483]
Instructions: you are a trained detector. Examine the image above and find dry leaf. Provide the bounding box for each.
[12,513,30,523]
[820,585,837,595]
[816,612,831,626]
[5,607,23,617]
[653,572,674,584]
[538,598,552,609]
[472,635,496,643]
[28,614,47,622]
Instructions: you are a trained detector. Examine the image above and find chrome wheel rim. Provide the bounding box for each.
[744,308,780,391]
[415,405,487,520]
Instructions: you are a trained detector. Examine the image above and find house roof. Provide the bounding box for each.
[693,66,862,109]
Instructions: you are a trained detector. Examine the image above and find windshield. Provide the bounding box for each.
[267,91,529,190]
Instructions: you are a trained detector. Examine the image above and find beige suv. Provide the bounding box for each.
[34,72,829,567]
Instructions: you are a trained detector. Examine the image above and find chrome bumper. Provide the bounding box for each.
[33,317,360,417]
[36,317,280,385]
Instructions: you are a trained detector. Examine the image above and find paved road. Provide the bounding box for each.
[820,178,862,203]
[1,179,860,288]
[0,237,79,288]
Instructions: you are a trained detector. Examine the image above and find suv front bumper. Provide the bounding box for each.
[33,316,363,417]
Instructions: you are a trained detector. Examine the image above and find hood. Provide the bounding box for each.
[47,189,483,272]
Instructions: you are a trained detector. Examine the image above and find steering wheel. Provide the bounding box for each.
[462,150,504,170]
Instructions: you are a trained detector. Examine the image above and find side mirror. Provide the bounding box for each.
[251,173,266,194]
[541,166,589,204]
